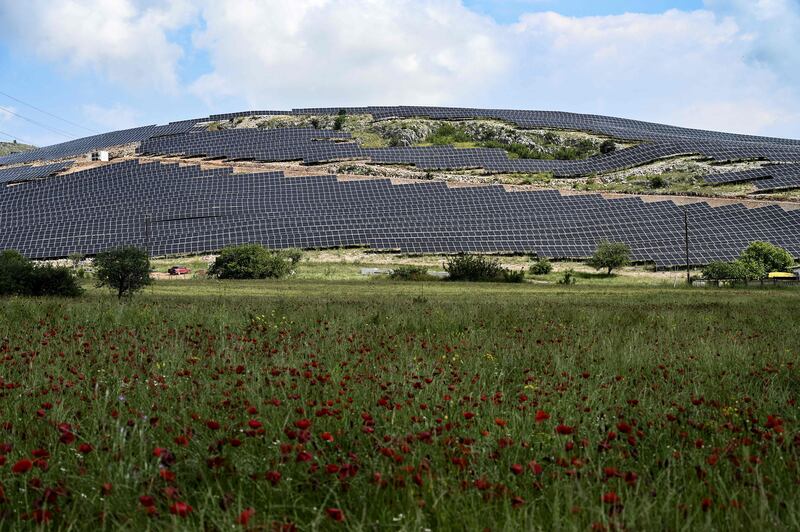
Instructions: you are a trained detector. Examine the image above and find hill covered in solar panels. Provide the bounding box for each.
[1,106,799,265]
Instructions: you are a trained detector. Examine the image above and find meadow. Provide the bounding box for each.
[0,280,798,530]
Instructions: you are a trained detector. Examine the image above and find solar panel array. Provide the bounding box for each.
[703,164,800,192]
[0,162,72,185]
[1,159,797,266]
[0,125,160,166]
[5,106,800,190]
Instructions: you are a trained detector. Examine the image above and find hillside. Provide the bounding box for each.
[0,141,35,157]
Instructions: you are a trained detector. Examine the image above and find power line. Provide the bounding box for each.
[0,90,98,134]
[0,105,77,139]
[0,129,33,146]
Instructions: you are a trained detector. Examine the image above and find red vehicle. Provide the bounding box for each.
[168,265,191,276]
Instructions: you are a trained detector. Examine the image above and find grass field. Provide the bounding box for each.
[0,280,798,530]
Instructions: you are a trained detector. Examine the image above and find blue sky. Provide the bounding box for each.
[1,0,799,147]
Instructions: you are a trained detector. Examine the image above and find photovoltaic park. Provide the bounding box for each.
[2,106,799,266]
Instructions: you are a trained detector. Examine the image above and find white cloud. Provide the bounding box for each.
[504,9,800,136]
[82,103,140,131]
[2,0,800,138]
[0,0,198,92]
[190,0,509,107]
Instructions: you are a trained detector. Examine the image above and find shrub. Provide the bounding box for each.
[649,175,668,189]
[444,254,521,283]
[0,250,34,295]
[282,248,304,265]
[558,269,577,285]
[94,246,151,299]
[587,241,631,275]
[67,252,85,269]
[333,110,347,131]
[0,250,82,297]
[427,123,472,145]
[739,241,795,273]
[209,245,292,280]
[502,269,526,283]
[529,258,553,275]
[28,266,83,297]
[702,260,764,282]
[390,265,435,281]
[600,140,616,154]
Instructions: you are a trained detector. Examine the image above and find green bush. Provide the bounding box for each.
[282,248,304,265]
[94,246,151,298]
[558,269,577,285]
[587,241,631,275]
[426,123,472,145]
[0,250,34,295]
[209,245,292,280]
[701,242,794,282]
[702,260,765,282]
[28,266,84,297]
[502,269,526,283]
[333,110,347,131]
[390,265,436,281]
[444,254,521,283]
[649,175,668,189]
[600,140,616,154]
[0,250,82,297]
[529,258,553,275]
[740,241,795,273]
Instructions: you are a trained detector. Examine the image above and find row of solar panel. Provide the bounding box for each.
[0,161,73,184]
[1,160,797,266]
[136,127,800,181]
[5,106,800,173]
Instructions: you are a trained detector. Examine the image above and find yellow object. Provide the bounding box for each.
[767,272,796,279]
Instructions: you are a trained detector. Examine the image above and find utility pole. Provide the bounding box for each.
[684,209,691,284]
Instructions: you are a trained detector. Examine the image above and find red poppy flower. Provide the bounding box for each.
[510,463,523,475]
[248,420,263,429]
[139,495,156,507]
[535,410,550,423]
[326,508,345,522]
[495,418,508,427]
[78,443,93,454]
[12,459,32,474]
[266,470,281,485]
[555,425,574,435]
[206,420,221,430]
[602,492,620,505]
[320,432,334,442]
[463,412,476,420]
[237,507,255,526]
[294,419,312,430]
[170,501,193,517]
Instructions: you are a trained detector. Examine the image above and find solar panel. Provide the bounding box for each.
[0,161,73,184]
[1,159,797,267]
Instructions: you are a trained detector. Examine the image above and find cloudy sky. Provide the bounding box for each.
[0,0,798,147]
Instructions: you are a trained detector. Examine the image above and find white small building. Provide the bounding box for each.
[88,150,109,162]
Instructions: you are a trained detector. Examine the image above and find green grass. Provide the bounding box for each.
[0,281,798,530]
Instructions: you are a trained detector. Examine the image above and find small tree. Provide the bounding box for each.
[739,241,795,274]
[600,140,616,154]
[209,245,292,280]
[587,241,631,275]
[94,246,151,298]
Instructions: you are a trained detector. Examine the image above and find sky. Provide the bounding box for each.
[0,0,798,147]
